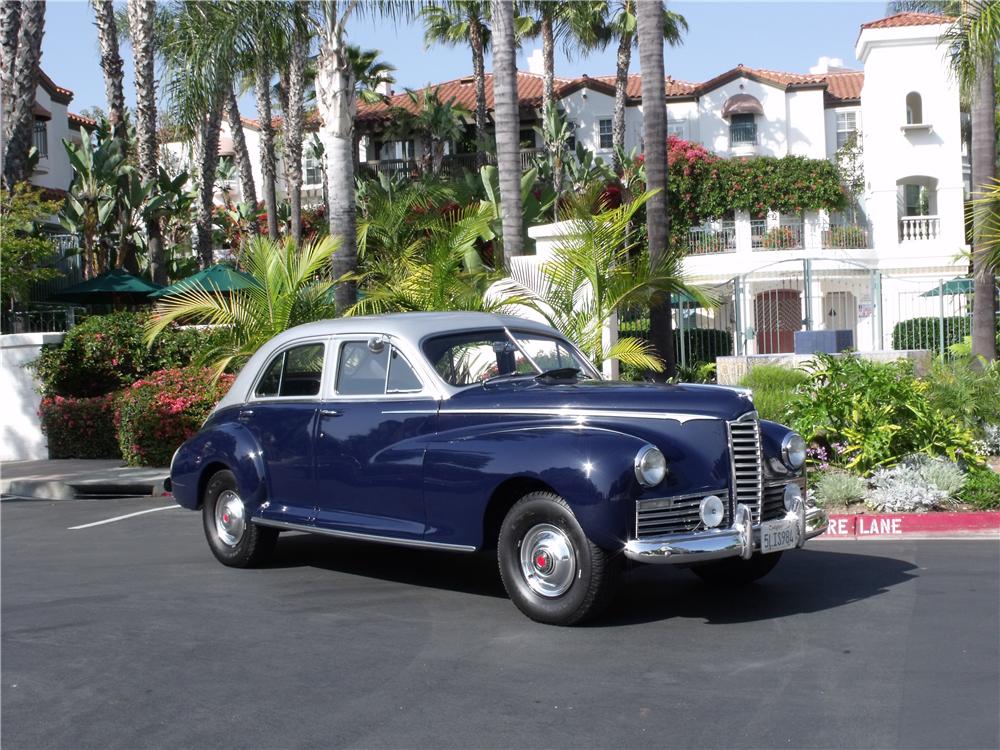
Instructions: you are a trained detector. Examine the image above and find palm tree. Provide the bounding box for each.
[944,0,999,364]
[146,235,341,378]
[497,193,708,373]
[91,0,127,140]
[284,4,309,246]
[127,0,166,284]
[423,2,490,165]
[223,88,258,215]
[393,88,472,176]
[636,0,674,378]
[1,0,45,188]
[491,0,524,263]
[596,1,686,170]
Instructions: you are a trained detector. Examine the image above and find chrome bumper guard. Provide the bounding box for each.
[624,498,829,565]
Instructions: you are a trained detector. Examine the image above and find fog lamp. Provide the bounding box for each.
[783,483,803,512]
[699,495,725,528]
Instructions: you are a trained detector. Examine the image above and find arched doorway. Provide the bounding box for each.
[754,288,802,354]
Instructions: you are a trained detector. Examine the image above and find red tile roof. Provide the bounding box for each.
[67,112,97,128]
[861,12,954,29]
[37,69,73,104]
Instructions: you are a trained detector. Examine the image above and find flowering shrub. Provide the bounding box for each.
[116,368,234,467]
[30,312,213,398]
[761,226,798,249]
[39,394,121,459]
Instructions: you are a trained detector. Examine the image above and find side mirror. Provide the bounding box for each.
[367,336,386,354]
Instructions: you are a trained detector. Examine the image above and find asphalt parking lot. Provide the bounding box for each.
[2,496,998,750]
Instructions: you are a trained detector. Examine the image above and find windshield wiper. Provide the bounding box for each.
[481,371,536,385]
[535,367,582,381]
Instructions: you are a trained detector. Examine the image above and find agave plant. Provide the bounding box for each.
[494,191,712,373]
[349,202,505,315]
[146,235,341,378]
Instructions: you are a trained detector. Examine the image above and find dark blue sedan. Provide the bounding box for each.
[170,312,828,624]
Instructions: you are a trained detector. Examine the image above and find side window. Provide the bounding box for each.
[254,343,324,398]
[336,341,389,395]
[387,349,422,393]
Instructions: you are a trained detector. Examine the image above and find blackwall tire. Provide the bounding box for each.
[498,491,619,625]
[690,551,783,586]
[201,469,277,568]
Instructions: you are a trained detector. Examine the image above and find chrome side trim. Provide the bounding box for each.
[382,407,717,424]
[252,518,477,552]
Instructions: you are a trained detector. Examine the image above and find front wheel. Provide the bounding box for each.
[498,492,620,625]
[689,551,783,586]
[201,469,277,567]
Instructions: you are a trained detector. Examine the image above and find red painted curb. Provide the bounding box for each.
[823,512,1000,539]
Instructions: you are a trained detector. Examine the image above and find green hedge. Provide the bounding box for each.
[39,394,121,459]
[891,316,972,354]
[116,368,235,467]
[30,311,217,398]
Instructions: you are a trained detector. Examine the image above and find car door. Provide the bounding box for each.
[240,338,327,526]
[312,336,438,540]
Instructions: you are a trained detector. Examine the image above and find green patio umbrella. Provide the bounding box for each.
[149,263,261,299]
[50,268,164,305]
[921,278,974,297]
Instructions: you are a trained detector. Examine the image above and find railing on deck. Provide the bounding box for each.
[822,223,869,249]
[687,221,736,255]
[899,215,940,242]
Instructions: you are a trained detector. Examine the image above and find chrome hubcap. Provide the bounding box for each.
[519,523,576,598]
[214,490,246,547]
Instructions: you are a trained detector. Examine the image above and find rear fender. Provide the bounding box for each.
[169,421,267,511]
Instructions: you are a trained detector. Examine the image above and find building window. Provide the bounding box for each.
[33,121,48,158]
[905,92,923,124]
[597,118,613,149]
[519,129,535,149]
[903,184,930,216]
[729,113,756,145]
[304,153,322,186]
[667,118,687,140]
[566,120,577,150]
[836,111,857,149]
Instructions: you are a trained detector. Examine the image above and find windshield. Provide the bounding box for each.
[422,329,598,387]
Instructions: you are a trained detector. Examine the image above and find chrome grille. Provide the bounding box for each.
[634,493,728,539]
[761,482,787,523]
[728,415,763,523]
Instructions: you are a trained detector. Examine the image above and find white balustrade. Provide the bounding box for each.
[899,215,940,242]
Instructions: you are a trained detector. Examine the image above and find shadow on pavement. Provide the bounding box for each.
[266,535,919,625]
[596,547,920,627]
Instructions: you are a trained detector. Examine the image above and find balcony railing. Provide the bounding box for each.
[822,223,869,249]
[729,121,757,146]
[360,148,545,181]
[754,220,805,251]
[899,215,940,242]
[687,222,736,255]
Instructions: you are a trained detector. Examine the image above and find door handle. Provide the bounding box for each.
[319,409,341,417]
[238,409,254,422]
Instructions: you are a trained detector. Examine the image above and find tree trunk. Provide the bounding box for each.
[491,0,524,264]
[2,0,44,188]
[316,13,358,313]
[469,17,488,167]
[255,62,279,240]
[195,87,224,269]
[541,13,561,207]
[91,0,126,140]
[127,0,164,284]
[1,2,21,137]
[225,88,257,214]
[637,0,674,379]
[970,53,997,364]
[284,18,307,246]
[612,30,631,171]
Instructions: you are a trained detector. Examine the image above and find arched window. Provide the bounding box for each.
[905,92,923,125]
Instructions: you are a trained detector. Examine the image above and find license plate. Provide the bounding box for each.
[760,519,798,554]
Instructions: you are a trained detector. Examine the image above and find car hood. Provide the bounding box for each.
[443,379,755,423]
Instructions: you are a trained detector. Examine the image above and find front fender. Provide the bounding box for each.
[170,418,267,511]
[423,422,655,550]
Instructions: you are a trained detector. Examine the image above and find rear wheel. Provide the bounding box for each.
[498,492,619,625]
[690,551,783,586]
[201,470,277,567]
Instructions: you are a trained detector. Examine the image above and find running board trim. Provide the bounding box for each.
[252,518,477,552]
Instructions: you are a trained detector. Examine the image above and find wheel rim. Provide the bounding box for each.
[519,523,577,598]
[214,489,246,547]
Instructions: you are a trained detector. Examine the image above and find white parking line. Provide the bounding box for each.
[67,505,180,530]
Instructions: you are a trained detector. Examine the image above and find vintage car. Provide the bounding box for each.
[170,312,828,625]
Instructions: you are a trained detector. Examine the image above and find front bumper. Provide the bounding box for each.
[623,499,829,565]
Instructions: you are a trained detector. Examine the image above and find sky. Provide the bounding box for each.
[39,0,891,118]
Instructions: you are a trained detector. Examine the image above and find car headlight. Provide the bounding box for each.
[634,444,667,487]
[781,432,807,471]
